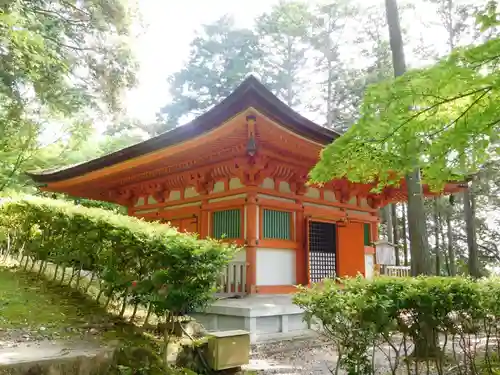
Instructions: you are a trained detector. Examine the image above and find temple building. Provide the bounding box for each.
[28,75,464,296]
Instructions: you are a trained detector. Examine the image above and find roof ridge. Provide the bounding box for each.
[28,76,340,183]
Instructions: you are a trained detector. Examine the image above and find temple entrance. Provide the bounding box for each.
[307,220,337,283]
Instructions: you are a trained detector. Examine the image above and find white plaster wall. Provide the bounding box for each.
[256,248,296,286]
[134,197,145,207]
[169,191,181,201]
[212,181,225,193]
[305,187,320,199]
[261,177,275,190]
[184,187,199,198]
[147,196,157,205]
[324,190,337,202]
[359,198,370,209]
[229,177,244,190]
[348,197,357,205]
[278,181,291,193]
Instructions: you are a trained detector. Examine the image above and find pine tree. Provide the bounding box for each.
[158,16,262,133]
[255,1,312,108]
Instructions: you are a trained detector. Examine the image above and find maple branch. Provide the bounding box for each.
[425,88,492,139]
[469,53,500,70]
[370,86,493,143]
[59,0,93,18]
[43,34,96,52]
[0,125,37,191]
[31,7,89,26]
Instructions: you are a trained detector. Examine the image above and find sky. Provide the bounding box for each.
[123,0,446,125]
[124,0,281,124]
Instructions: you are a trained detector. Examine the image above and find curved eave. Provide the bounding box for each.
[27,75,340,184]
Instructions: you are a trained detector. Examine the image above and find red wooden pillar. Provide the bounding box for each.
[371,211,380,276]
[295,201,306,285]
[200,199,209,238]
[246,193,258,294]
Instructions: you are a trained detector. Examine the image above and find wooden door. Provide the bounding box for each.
[307,220,337,284]
[337,222,365,277]
[306,217,311,284]
[180,217,198,234]
[168,219,181,230]
[164,217,198,235]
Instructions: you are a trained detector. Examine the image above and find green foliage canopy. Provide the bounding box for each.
[0,0,138,191]
[311,9,500,191]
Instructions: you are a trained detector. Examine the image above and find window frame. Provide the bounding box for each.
[211,208,243,240]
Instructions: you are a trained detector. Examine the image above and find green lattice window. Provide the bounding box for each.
[263,209,291,240]
[212,209,241,239]
[364,223,371,246]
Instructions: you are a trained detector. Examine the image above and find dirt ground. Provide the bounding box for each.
[246,336,338,374]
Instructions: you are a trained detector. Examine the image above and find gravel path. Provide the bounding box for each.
[244,333,499,375]
[245,336,338,374]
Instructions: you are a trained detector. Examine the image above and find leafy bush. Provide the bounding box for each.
[294,276,500,375]
[0,195,238,366]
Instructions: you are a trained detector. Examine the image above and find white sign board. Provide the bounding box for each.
[375,240,396,265]
[364,254,374,279]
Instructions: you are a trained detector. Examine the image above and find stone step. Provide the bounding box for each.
[0,341,114,375]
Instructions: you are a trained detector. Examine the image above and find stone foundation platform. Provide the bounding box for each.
[190,294,315,343]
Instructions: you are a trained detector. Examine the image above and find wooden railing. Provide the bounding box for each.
[381,265,411,277]
[215,261,248,297]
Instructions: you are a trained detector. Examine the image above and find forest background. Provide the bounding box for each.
[1,0,498,276]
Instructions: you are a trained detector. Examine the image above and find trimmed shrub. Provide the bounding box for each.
[295,276,500,375]
[0,194,238,321]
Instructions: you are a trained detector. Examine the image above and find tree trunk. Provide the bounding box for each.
[433,198,441,276]
[120,292,129,317]
[402,203,409,266]
[60,267,66,284]
[463,183,480,278]
[286,38,293,107]
[406,170,431,276]
[326,36,334,128]
[386,0,435,359]
[438,210,446,275]
[385,205,394,243]
[385,0,430,276]
[53,264,59,281]
[391,203,400,266]
[130,303,139,323]
[84,272,95,294]
[144,303,154,327]
[446,0,455,52]
[447,195,456,276]
[444,250,450,276]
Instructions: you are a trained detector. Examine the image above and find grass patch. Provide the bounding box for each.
[0,265,156,349]
[0,267,104,331]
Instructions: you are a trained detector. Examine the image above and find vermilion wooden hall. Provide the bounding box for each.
[28,76,463,295]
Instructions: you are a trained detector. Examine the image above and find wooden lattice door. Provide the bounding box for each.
[307,220,337,284]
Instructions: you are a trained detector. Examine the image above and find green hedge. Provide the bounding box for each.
[0,195,238,319]
[295,276,500,375]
